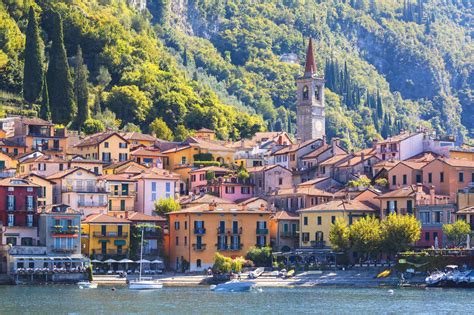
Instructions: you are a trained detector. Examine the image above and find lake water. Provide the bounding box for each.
[1,285,473,314]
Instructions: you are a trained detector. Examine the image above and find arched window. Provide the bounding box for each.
[315,86,320,101]
[302,85,309,100]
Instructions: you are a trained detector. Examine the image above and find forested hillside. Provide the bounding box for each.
[0,0,472,149]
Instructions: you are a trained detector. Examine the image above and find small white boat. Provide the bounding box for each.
[211,280,256,292]
[425,271,445,286]
[77,281,98,289]
[129,229,163,290]
[248,267,265,279]
[129,278,163,290]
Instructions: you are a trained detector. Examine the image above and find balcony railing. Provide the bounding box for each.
[215,244,243,251]
[51,227,79,235]
[7,206,35,212]
[78,201,108,207]
[310,240,326,248]
[192,243,206,251]
[256,228,268,235]
[51,247,76,253]
[194,228,206,235]
[109,191,137,197]
[108,207,135,212]
[92,232,129,238]
[217,227,242,235]
[280,231,298,238]
[62,187,107,193]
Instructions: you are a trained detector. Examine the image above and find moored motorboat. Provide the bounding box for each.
[77,281,98,289]
[248,267,265,279]
[425,271,445,287]
[211,280,256,292]
[129,278,163,290]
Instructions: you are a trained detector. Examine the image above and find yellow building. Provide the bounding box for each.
[98,174,137,214]
[298,199,377,249]
[0,150,18,170]
[81,213,131,258]
[73,132,130,163]
[168,201,271,271]
[120,132,157,147]
[23,174,54,206]
[161,136,235,171]
[450,147,474,161]
[103,160,149,175]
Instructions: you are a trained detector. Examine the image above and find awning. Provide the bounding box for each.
[114,240,126,246]
[98,239,110,243]
[103,259,117,263]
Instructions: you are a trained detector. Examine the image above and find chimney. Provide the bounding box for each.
[209,201,216,211]
[259,203,266,211]
[124,211,129,219]
[416,183,423,193]
[372,139,378,149]
[331,137,340,147]
[430,185,435,204]
[361,152,365,162]
[322,135,327,145]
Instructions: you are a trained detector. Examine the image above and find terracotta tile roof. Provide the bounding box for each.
[247,164,290,173]
[196,128,215,133]
[103,160,144,170]
[127,212,166,222]
[47,167,96,180]
[236,197,268,207]
[23,173,56,184]
[170,203,270,214]
[161,145,192,154]
[441,158,474,168]
[373,160,400,169]
[271,210,299,220]
[337,152,380,168]
[184,137,235,152]
[21,155,68,164]
[299,199,377,212]
[377,131,422,144]
[119,132,157,142]
[399,161,428,170]
[130,146,164,157]
[74,132,128,148]
[189,166,232,174]
[0,138,25,147]
[406,152,439,163]
[0,177,40,187]
[41,204,80,215]
[457,206,474,214]
[376,185,425,199]
[320,154,350,166]
[297,177,332,187]
[180,194,235,206]
[130,168,179,180]
[276,187,334,197]
[272,139,321,155]
[99,174,137,182]
[82,213,131,224]
[301,144,331,159]
[20,117,53,126]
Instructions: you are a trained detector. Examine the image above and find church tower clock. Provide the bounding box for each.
[296,38,325,142]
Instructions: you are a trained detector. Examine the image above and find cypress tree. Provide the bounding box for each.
[39,76,51,121]
[46,11,76,125]
[376,89,383,119]
[23,7,44,104]
[93,93,102,115]
[73,45,89,129]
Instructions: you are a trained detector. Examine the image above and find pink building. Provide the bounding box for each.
[207,177,254,202]
[374,131,424,161]
[189,166,232,194]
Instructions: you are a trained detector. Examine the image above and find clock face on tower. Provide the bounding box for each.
[315,120,323,132]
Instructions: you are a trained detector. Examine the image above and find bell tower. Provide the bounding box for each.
[296,38,325,142]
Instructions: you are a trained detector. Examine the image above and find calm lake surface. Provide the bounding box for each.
[1,285,473,314]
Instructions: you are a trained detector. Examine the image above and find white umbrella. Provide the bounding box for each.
[434,236,439,249]
[119,259,135,263]
[103,259,117,263]
[91,259,102,263]
[467,234,471,249]
[151,260,163,264]
[137,259,150,263]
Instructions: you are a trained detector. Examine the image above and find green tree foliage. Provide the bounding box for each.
[212,253,243,273]
[73,46,89,129]
[237,164,249,181]
[347,177,372,189]
[329,217,350,252]
[105,85,151,125]
[39,77,51,121]
[443,220,471,247]
[46,10,76,125]
[245,246,272,267]
[23,6,43,104]
[154,197,180,216]
[122,122,141,132]
[94,108,120,130]
[174,124,189,142]
[83,118,105,134]
[380,213,421,255]
[150,117,173,141]
[349,216,381,260]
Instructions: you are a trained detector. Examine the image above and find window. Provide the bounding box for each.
[304,217,308,225]
[419,212,430,224]
[119,153,128,162]
[258,180,262,188]
[392,175,396,186]
[119,142,127,149]
[175,237,179,246]
[102,152,111,162]
[184,221,188,230]
[151,182,157,201]
[302,232,310,242]
[425,232,430,241]
[317,216,322,225]
[104,142,109,148]
[433,232,438,240]
[302,85,309,100]
[459,172,464,183]
[120,200,125,211]
[197,259,202,268]
[440,172,444,183]
[191,175,196,182]
[434,211,442,224]
[181,156,187,165]
[165,182,171,198]
[241,187,250,194]
[184,236,187,246]
[27,214,33,227]
[428,173,432,183]
[225,186,235,194]
[26,196,34,211]
[6,237,16,246]
[174,221,180,230]
[416,174,422,183]
[402,174,407,185]
[331,216,336,224]
[7,195,14,210]
[8,214,14,227]
[59,164,64,171]
[407,200,413,214]
[278,178,283,185]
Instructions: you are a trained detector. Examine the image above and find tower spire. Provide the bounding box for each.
[304,38,317,77]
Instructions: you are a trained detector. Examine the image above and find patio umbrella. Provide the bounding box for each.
[103,259,117,263]
[151,260,163,264]
[137,259,150,263]
[91,259,102,263]
[434,236,439,249]
[119,259,135,263]
[467,234,471,250]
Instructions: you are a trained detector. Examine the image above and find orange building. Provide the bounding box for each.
[168,201,271,272]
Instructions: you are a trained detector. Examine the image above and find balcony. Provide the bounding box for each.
[194,228,206,235]
[256,228,268,235]
[6,206,35,212]
[78,201,108,207]
[280,231,298,238]
[310,240,326,248]
[215,244,243,251]
[93,232,129,238]
[109,191,136,197]
[62,187,107,193]
[51,247,76,253]
[108,206,135,212]
[217,227,242,235]
[192,243,207,251]
[51,226,79,235]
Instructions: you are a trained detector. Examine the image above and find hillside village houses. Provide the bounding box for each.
[0,38,473,279]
